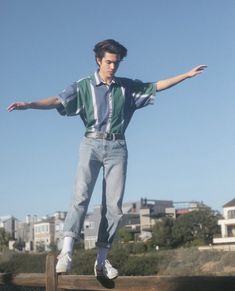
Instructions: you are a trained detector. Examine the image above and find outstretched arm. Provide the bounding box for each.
[7,96,61,112]
[156,65,207,92]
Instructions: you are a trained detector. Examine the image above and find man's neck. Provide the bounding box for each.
[98,71,113,85]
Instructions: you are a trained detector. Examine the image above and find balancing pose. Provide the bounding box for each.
[8,39,207,279]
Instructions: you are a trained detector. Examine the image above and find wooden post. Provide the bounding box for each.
[45,253,57,291]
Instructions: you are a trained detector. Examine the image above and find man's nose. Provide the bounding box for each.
[110,63,115,70]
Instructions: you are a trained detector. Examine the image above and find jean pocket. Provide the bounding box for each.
[115,140,127,148]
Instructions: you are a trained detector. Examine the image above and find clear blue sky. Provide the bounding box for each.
[1,0,235,220]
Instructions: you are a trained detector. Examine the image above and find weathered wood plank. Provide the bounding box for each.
[57,275,235,291]
[0,273,45,286]
[1,273,235,291]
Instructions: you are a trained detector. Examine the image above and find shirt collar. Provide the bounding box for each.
[92,71,120,87]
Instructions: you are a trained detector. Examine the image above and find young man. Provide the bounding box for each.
[7,39,207,279]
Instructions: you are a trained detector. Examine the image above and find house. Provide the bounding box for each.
[213,198,235,245]
[33,211,68,252]
[139,198,174,240]
[34,217,55,251]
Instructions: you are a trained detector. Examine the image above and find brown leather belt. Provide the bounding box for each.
[85,132,125,141]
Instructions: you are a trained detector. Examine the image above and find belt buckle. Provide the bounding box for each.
[104,132,115,140]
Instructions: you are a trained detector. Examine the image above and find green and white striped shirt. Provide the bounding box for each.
[57,71,156,134]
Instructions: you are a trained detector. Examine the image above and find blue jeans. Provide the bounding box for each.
[63,136,128,248]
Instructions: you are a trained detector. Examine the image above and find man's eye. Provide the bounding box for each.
[106,61,120,66]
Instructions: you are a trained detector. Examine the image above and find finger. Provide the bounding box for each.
[193,66,207,76]
[7,102,21,111]
[196,65,208,71]
[7,104,16,112]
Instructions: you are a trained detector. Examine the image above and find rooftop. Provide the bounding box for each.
[223,198,235,208]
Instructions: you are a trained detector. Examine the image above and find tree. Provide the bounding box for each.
[152,217,174,248]
[0,228,11,251]
[171,208,221,247]
[117,227,133,243]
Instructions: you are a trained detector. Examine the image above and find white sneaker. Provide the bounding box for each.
[94,259,119,280]
[56,252,72,273]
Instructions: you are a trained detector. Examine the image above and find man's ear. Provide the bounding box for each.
[96,58,101,66]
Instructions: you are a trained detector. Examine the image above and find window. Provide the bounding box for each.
[227,210,235,219]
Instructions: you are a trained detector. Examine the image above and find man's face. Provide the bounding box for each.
[97,52,121,80]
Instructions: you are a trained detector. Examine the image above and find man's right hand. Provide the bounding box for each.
[7,102,30,112]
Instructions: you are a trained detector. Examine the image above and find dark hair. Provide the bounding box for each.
[93,39,127,62]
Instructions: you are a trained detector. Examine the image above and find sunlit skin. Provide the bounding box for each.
[156,64,207,91]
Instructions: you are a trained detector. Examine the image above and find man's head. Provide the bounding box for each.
[94,39,127,63]
[93,39,127,82]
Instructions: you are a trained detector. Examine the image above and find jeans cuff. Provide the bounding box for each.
[63,231,79,240]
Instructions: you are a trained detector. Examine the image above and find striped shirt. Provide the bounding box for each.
[57,71,156,134]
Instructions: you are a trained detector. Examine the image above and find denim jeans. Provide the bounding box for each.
[63,136,128,248]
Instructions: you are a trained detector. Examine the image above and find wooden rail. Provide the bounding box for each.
[1,253,235,291]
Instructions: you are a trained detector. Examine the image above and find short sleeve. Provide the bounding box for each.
[57,82,83,116]
[131,80,156,109]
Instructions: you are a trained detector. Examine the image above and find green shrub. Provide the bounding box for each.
[72,249,96,274]
[131,242,147,254]
[120,255,158,276]
[0,253,46,273]
[109,244,130,270]
[1,245,235,276]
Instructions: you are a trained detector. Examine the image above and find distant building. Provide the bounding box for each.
[83,198,208,246]
[140,198,174,240]
[15,215,37,251]
[33,211,68,252]
[174,201,208,216]
[0,215,18,239]
[7,197,210,251]
[213,198,235,245]
[34,217,55,251]
[118,202,141,241]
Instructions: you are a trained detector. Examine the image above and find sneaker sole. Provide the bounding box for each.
[105,273,119,280]
[56,266,72,273]
[94,270,118,280]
